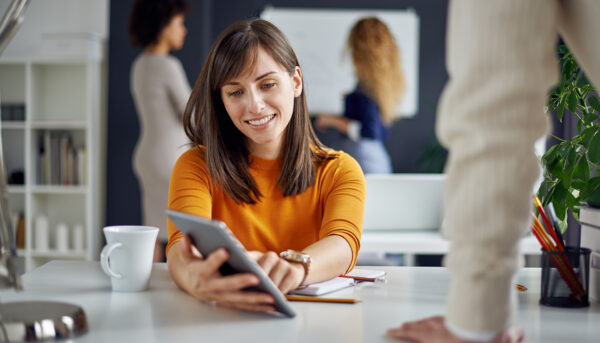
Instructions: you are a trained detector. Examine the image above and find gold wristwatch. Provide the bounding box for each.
[280,249,311,286]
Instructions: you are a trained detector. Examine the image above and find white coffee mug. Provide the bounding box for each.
[100,226,158,292]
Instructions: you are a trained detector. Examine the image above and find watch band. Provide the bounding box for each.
[280,249,311,286]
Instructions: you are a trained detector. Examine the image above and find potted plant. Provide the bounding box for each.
[538,45,600,233]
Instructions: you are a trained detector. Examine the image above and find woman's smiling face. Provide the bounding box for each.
[220,46,303,159]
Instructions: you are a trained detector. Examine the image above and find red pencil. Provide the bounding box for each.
[533,195,564,250]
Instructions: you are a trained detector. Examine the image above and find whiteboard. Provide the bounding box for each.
[261,7,419,118]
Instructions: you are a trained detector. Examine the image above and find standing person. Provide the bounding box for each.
[315,17,405,174]
[166,19,365,312]
[129,0,191,262]
[387,0,600,342]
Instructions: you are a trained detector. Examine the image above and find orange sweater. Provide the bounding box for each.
[166,146,365,271]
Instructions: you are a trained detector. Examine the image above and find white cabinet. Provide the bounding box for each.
[0,57,104,272]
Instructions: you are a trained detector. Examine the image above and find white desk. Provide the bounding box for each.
[361,230,541,266]
[1,261,598,342]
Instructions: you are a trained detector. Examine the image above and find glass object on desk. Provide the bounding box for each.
[540,247,590,308]
[0,1,88,341]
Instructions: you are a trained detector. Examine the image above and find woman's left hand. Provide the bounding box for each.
[248,251,305,294]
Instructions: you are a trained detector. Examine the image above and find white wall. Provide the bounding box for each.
[0,0,109,57]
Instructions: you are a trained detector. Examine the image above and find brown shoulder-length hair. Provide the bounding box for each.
[183,18,332,204]
[348,17,405,124]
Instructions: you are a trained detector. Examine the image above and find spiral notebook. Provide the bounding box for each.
[290,277,356,296]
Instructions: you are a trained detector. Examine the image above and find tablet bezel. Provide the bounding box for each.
[166,209,296,318]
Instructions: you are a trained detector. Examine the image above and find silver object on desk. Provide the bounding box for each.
[0,1,88,341]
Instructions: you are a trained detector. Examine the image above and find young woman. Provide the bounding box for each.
[315,17,405,174]
[129,0,191,262]
[166,19,365,312]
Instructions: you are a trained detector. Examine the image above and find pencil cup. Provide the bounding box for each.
[540,247,590,308]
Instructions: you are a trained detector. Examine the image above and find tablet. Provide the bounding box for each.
[166,209,296,318]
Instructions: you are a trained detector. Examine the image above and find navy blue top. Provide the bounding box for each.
[343,87,390,141]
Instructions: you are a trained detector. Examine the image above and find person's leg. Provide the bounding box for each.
[388,1,560,341]
[437,0,560,334]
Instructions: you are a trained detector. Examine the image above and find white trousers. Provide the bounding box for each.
[437,0,600,333]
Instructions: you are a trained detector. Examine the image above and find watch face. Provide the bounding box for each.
[281,249,310,263]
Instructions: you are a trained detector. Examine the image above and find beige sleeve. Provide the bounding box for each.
[436,0,558,333]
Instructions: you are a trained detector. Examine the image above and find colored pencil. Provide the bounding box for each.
[285,295,360,304]
[533,195,563,250]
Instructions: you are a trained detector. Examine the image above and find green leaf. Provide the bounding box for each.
[588,131,600,163]
[557,141,571,159]
[588,96,600,113]
[568,91,578,113]
[543,144,559,162]
[572,180,587,190]
[580,176,600,200]
[537,180,549,200]
[577,119,583,133]
[553,181,568,203]
[552,193,567,221]
[566,191,578,211]
[556,99,565,122]
[578,74,591,88]
[558,218,569,234]
[574,155,590,181]
[562,148,577,185]
[558,45,569,55]
[563,61,575,82]
[584,112,600,125]
[547,158,564,179]
[582,127,596,147]
[542,182,557,207]
[566,147,577,166]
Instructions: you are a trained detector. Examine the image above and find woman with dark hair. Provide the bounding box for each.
[166,19,365,312]
[129,0,190,262]
[315,17,405,174]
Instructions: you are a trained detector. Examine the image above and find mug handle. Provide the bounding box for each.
[101,242,123,279]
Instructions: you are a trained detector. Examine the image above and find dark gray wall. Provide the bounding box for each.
[106,0,449,226]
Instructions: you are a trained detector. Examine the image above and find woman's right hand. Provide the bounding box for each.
[167,235,276,312]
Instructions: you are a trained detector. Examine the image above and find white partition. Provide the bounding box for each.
[363,173,444,231]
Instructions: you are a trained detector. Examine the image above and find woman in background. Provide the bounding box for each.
[129,0,191,262]
[315,17,405,174]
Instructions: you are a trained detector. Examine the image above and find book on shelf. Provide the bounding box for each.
[38,131,86,186]
[77,147,87,185]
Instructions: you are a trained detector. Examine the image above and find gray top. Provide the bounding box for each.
[130,54,191,239]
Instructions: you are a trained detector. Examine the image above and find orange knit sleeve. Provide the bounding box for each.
[165,147,213,257]
[319,153,366,272]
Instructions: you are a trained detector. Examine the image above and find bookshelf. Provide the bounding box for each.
[0,56,104,272]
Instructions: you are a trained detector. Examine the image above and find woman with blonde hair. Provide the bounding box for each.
[316,17,405,173]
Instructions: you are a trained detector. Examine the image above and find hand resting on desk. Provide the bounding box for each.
[166,236,302,312]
